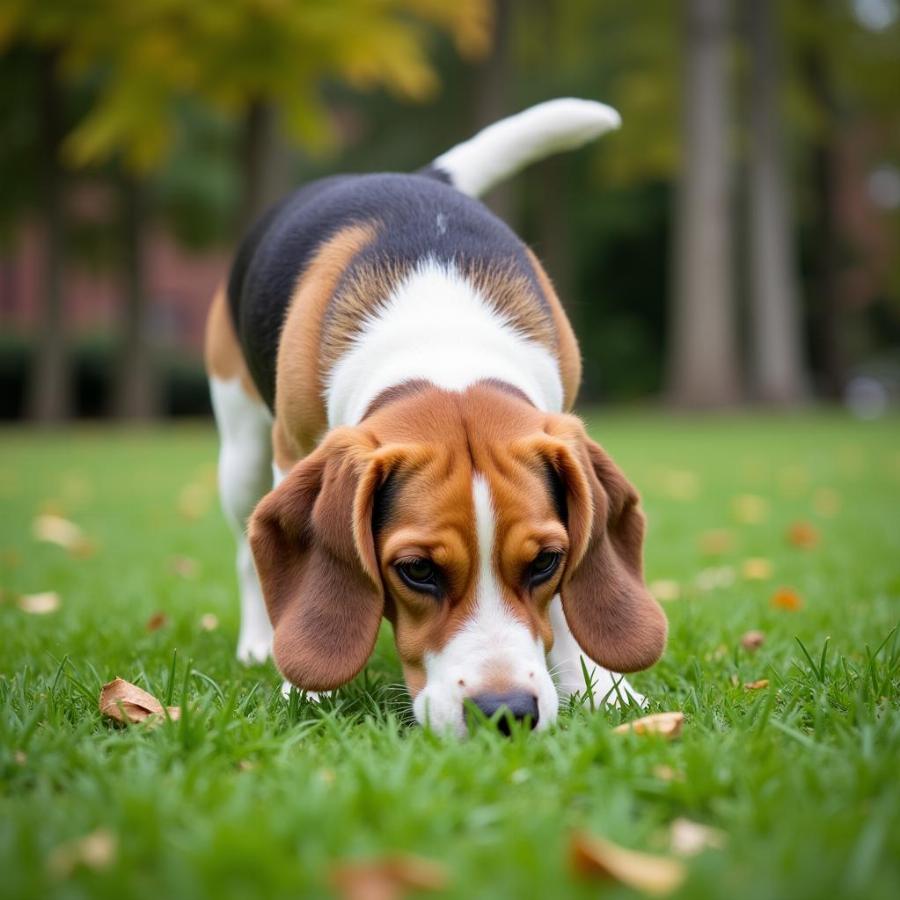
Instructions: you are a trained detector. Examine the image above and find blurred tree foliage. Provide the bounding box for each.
[0,0,898,414]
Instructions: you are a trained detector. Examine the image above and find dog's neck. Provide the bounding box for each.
[324,257,564,428]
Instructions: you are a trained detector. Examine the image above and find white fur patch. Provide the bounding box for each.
[412,475,559,736]
[210,376,275,664]
[326,258,563,427]
[434,98,621,199]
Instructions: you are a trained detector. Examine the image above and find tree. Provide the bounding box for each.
[745,0,808,406]
[0,0,491,419]
[25,49,71,423]
[666,0,741,408]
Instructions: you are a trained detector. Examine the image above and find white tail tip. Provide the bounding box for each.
[432,98,621,199]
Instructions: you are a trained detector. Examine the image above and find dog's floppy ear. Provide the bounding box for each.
[542,415,667,673]
[248,427,386,691]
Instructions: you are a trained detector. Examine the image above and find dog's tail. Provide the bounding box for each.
[425,98,620,199]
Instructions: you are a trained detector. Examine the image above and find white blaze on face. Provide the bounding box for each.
[412,475,559,736]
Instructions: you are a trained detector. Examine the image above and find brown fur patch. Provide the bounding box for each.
[275,223,378,459]
[319,258,558,376]
[204,286,262,402]
[525,248,582,409]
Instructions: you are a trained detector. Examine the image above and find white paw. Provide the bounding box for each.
[280,680,332,702]
[236,636,272,665]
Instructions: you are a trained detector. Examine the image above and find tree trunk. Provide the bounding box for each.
[113,175,158,419]
[666,0,741,408]
[472,0,515,223]
[27,50,70,424]
[746,0,808,405]
[804,43,845,399]
[237,99,292,234]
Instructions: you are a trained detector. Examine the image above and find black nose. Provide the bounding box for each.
[466,691,539,734]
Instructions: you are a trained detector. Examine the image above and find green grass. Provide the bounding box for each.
[1,413,899,900]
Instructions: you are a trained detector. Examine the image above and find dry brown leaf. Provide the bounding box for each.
[649,579,681,602]
[613,711,684,740]
[669,818,726,857]
[743,679,770,691]
[652,765,685,783]
[330,854,448,900]
[14,750,27,766]
[145,611,169,632]
[740,630,766,651]
[731,494,769,524]
[99,678,180,725]
[570,832,686,896]
[169,555,199,579]
[199,613,219,631]
[698,529,734,555]
[741,557,773,581]
[771,587,804,611]
[32,514,96,558]
[17,591,61,614]
[786,520,820,549]
[47,828,117,879]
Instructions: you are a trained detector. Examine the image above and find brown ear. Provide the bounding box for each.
[248,427,386,691]
[544,416,667,673]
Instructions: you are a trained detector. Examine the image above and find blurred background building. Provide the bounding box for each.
[0,0,898,421]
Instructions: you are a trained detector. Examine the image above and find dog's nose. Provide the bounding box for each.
[466,691,539,734]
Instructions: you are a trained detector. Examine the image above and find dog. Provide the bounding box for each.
[204,99,667,736]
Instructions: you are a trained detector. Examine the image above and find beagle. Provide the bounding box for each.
[205,99,667,736]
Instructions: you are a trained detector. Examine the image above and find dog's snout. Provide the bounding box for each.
[466,691,539,734]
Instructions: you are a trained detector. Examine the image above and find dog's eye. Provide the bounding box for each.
[529,550,561,586]
[396,558,440,595]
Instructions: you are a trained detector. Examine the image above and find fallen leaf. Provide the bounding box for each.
[741,557,773,581]
[698,529,734,555]
[199,613,219,631]
[743,679,769,691]
[145,611,169,632]
[652,765,684,783]
[731,494,769,524]
[177,483,212,520]
[740,630,766,651]
[14,750,27,766]
[169,555,199,579]
[649,579,681,602]
[48,828,117,879]
[569,832,686,896]
[330,854,448,900]
[771,587,804,611]
[237,760,256,772]
[17,592,61,614]
[32,514,96,558]
[655,468,700,501]
[812,487,841,517]
[786,520,819,549]
[613,711,684,739]
[99,678,180,725]
[695,565,735,591]
[669,818,725,857]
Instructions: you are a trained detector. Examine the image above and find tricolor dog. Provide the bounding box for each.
[205,99,667,737]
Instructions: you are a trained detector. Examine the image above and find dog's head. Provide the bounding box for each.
[248,383,666,735]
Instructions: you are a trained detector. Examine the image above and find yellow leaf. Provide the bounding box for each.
[613,712,684,739]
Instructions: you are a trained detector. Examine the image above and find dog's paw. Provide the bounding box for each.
[236,636,272,665]
[280,680,331,702]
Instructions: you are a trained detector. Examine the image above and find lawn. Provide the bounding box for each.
[1,413,899,900]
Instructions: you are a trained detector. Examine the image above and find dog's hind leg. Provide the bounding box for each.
[206,289,275,664]
[547,596,647,708]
